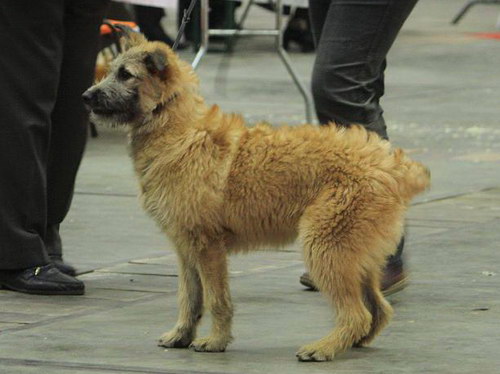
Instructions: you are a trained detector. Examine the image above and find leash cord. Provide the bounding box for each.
[172,0,199,51]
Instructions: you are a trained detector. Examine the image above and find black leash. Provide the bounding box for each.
[111,0,198,52]
[172,0,199,51]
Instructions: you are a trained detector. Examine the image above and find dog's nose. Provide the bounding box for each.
[82,89,98,108]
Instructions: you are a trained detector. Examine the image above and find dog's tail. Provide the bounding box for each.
[393,148,431,202]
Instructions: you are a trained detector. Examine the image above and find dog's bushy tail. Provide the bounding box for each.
[393,148,431,202]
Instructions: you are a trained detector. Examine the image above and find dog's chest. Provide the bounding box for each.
[136,161,222,233]
[137,167,183,225]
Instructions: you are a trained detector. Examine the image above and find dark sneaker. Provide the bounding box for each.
[380,262,408,296]
[299,272,317,291]
[0,264,84,295]
[49,255,77,277]
[300,266,408,297]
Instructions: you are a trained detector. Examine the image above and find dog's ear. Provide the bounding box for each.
[144,50,168,80]
[115,25,147,51]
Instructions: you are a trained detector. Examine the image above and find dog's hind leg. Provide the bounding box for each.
[354,270,394,348]
[296,188,393,361]
[159,251,204,348]
[190,237,233,352]
[296,243,373,361]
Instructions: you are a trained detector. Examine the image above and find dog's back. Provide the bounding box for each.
[222,122,429,248]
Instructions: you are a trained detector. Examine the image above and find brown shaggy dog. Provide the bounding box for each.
[83,31,430,362]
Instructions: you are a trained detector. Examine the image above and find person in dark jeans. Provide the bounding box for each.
[0,0,109,295]
[300,0,419,295]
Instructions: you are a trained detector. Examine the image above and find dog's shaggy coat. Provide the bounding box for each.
[84,31,430,362]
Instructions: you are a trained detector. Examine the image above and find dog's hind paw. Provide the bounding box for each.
[296,342,335,362]
[190,336,229,352]
[158,329,192,348]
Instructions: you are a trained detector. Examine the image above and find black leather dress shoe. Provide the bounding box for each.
[49,255,77,276]
[0,264,84,295]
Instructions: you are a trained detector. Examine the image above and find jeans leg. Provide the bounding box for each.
[0,0,65,270]
[45,0,109,256]
[308,0,331,47]
[310,0,418,139]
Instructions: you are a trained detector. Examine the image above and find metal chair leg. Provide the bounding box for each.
[275,0,314,123]
[192,0,314,123]
[237,0,255,29]
[452,0,500,25]
[192,0,209,69]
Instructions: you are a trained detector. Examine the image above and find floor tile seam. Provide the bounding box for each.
[89,263,304,281]
[93,270,178,277]
[385,80,500,99]
[87,287,175,295]
[0,357,234,374]
[74,190,137,198]
[405,216,500,246]
[411,186,500,206]
[0,292,164,335]
[408,218,492,224]
[75,253,171,276]
[406,221,467,228]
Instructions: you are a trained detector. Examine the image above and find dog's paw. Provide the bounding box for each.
[158,329,192,348]
[352,335,372,348]
[189,336,229,352]
[296,342,335,362]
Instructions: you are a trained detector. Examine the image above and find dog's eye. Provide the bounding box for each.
[118,66,134,81]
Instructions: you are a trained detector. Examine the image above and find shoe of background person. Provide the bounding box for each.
[380,262,409,296]
[49,255,77,277]
[300,265,409,297]
[299,272,317,291]
[0,264,84,295]
[283,9,315,53]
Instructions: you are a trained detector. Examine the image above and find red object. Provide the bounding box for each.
[471,32,500,40]
[100,20,138,36]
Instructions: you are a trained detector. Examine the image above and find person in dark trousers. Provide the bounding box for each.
[0,0,109,295]
[133,5,189,49]
[300,0,419,295]
[133,5,176,47]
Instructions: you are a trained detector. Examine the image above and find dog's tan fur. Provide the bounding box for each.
[86,32,430,361]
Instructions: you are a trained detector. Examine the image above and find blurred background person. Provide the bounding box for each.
[134,4,181,48]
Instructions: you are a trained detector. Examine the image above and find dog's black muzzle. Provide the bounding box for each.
[82,88,99,109]
[82,88,107,113]
[82,88,119,116]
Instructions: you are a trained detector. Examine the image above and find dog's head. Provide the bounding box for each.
[83,29,194,129]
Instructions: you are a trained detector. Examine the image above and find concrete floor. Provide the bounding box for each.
[1,0,499,373]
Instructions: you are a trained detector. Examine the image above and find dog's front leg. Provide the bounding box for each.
[159,251,203,348]
[190,239,233,352]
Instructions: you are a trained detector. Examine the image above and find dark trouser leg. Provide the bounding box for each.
[133,6,172,44]
[45,0,109,257]
[0,1,65,270]
[308,0,418,265]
